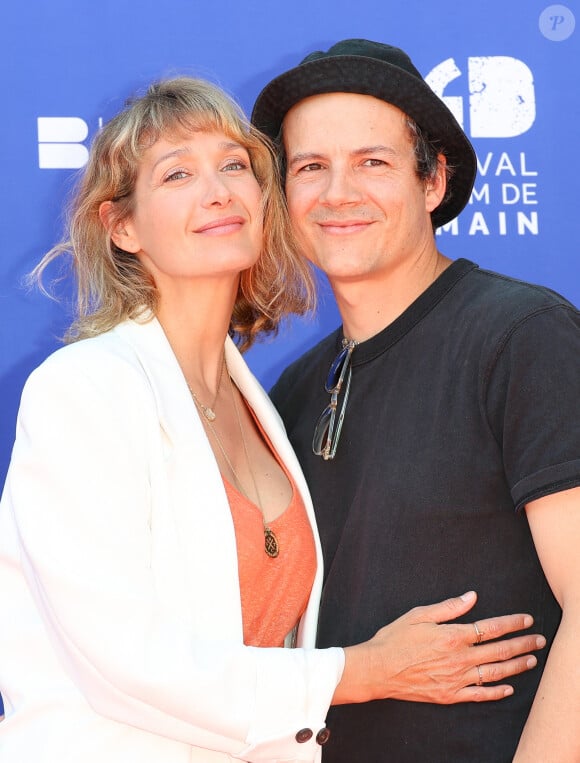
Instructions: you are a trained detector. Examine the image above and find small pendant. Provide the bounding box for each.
[264,527,279,558]
[200,405,216,421]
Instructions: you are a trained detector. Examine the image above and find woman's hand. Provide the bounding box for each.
[333,591,545,705]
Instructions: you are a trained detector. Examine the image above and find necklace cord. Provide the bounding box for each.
[188,355,226,422]
[188,362,280,558]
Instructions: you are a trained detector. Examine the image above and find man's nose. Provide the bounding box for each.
[319,168,362,206]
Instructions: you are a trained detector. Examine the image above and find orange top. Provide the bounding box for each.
[223,419,317,647]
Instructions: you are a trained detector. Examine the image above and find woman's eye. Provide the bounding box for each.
[164,169,189,182]
[223,159,248,172]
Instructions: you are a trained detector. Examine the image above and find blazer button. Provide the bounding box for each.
[295,728,313,743]
[316,727,331,745]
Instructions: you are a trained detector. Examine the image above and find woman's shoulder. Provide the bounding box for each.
[33,327,134,374]
[24,322,152,404]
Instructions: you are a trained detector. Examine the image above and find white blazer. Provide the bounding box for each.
[0,318,343,763]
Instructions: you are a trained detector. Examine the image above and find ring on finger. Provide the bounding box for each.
[476,665,484,686]
[473,621,483,645]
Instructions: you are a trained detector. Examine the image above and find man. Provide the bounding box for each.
[252,39,580,762]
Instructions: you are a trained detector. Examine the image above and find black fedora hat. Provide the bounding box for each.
[252,38,476,228]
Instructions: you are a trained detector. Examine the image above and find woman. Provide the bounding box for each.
[0,77,543,762]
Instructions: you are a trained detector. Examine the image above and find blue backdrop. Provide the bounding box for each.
[1,0,578,489]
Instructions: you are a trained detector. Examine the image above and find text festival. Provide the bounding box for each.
[437,152,538,236]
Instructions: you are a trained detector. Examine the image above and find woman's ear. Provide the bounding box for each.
[98,201,141,253]
[425,154,448,214]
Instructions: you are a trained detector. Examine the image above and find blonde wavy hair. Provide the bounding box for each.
[34,76,315,350]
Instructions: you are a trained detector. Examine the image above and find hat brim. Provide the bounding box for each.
[252,55,476,228]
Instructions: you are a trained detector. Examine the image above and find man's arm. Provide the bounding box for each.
[514,486,580,762]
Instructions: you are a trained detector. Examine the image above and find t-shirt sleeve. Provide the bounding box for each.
[484,304,580,510]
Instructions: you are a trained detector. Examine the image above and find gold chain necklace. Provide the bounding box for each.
[193,364,279,558]
[187,355,225,422]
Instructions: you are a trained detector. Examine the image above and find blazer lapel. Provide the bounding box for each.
[226,338,324,644]
[111,319,322,647]
[112,318,243,639]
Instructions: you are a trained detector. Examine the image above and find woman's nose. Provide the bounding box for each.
[200,172,232,207]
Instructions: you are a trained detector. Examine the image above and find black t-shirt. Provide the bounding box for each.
[271,259,580,763]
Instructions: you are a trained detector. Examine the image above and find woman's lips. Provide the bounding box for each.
[194,216,245,235]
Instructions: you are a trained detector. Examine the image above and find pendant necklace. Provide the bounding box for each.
[228,372,280,558]
[188,355,225,422]
[190,362,279,558]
